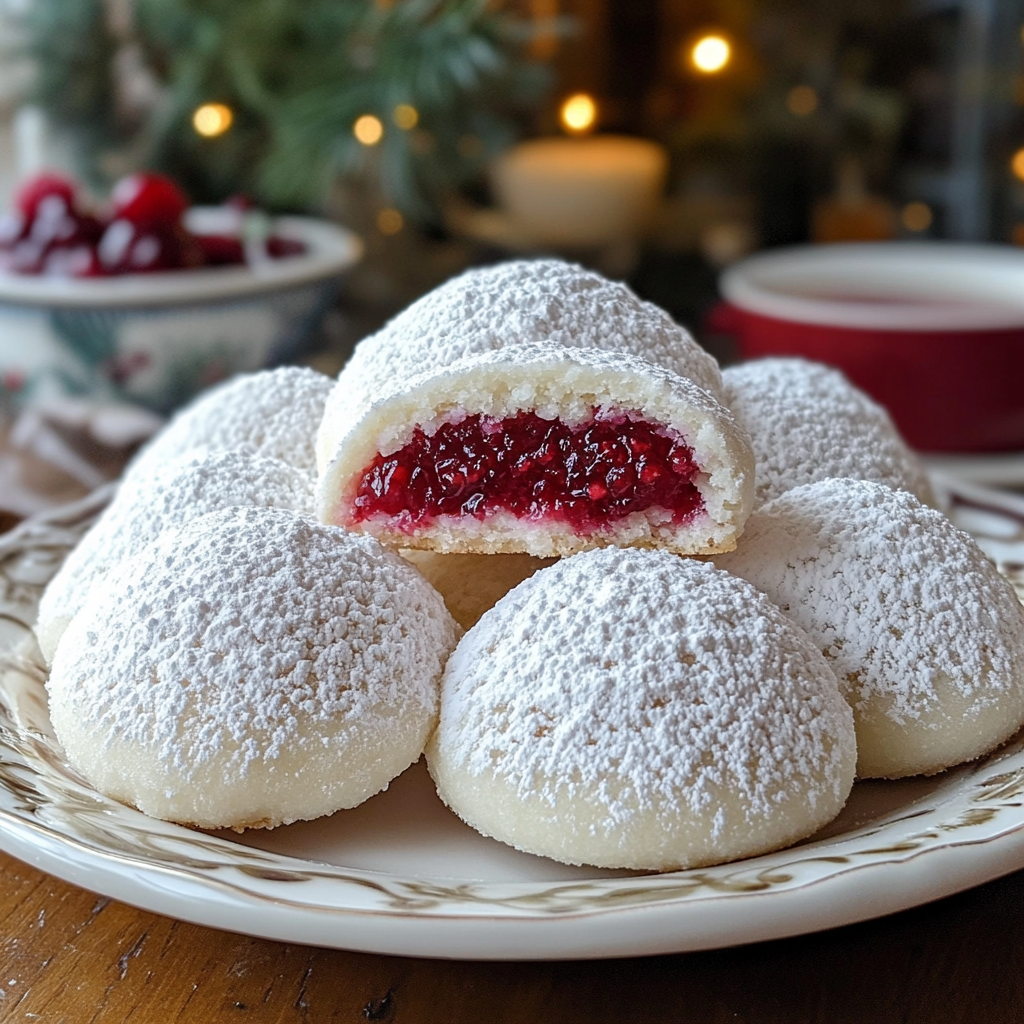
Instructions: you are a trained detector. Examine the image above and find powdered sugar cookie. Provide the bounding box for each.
[723,358,934,508]
[715,478,1024,778]
[316,258,724,473]
[47,507,459,830]
[35,448,313,663]
[317,344,754,557]
[427,549,855,871]
[127,366,332,482]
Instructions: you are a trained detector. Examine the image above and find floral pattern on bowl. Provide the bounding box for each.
[0,214,361,413]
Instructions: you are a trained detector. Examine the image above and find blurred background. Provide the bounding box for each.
[6,0,1024,336]
[4,0,1024,510]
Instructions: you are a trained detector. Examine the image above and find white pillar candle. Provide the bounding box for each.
[491,135,668,247]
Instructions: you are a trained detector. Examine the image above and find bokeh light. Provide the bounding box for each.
[1012,147,1024,181]
[192,103,233,138]
[377,208,404,235]
[901,202,933,232]
[787,85,818,117]
[353,114,384,146]
[560,93,598,134]
[690,35,731,74]
[393,104,419,130]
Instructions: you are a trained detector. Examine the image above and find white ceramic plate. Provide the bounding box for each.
[2,479,1024,960]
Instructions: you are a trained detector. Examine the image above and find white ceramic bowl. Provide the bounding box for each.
[0,212,362,413]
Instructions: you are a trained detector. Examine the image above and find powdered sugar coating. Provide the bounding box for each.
[317,259,724,472]
[128,366,333,482]
[715,478,1024,778]
[35,449,314,664]
[723,358,934,508]
[318,342,754,557]
[427,549,855,871]
[47,506,460,830]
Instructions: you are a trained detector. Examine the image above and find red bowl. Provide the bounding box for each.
[719,243,1024,453]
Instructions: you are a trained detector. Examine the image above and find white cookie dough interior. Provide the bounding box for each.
[317,258,725,473]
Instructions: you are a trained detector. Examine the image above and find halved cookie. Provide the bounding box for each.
[317,344,754,557]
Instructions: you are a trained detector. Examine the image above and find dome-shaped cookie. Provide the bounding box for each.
[35,449,313,663]
[47,507,460,830]
[316,259,724,473]
[127,366,332,482]
[317,344,754,558]
[715,478,1024,778]
[427,548,855,871]
[723,358,934,508]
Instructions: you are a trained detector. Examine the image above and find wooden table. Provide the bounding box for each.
[1,847,1023,1022]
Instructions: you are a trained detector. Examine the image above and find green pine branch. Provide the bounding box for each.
[23,0,551,220]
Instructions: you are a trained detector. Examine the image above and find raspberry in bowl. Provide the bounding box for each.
[0,172,361,412]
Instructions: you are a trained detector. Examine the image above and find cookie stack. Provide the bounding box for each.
[39,260,1024,874]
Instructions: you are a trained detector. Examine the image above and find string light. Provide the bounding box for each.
[1012,147,1024,181]
[377,208,403,234]
[901,202,933,233]
[393,104,419,130]
[787,85,818,117]
[559,93,598,135]
[192,103,233,138]
[353,115,384,146]
[690,34,731,74]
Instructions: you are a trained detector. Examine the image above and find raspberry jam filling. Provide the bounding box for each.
[351,410,704,533]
